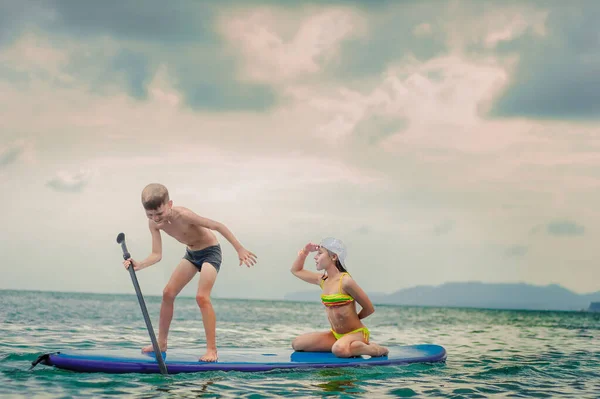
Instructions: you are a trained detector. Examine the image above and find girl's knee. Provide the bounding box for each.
[331,342,352,358]
[292,336,308,351]
[291,337,301,351]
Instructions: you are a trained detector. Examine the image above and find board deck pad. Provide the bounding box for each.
[37,344,446,374]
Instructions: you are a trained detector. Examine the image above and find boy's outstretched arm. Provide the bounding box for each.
[123,221,163,271]
[183,209,257,267]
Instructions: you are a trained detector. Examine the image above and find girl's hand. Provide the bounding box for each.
[303,242,320,253]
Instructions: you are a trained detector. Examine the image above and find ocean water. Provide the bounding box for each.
[1,290,598,398]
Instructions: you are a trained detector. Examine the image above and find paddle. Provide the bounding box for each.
[116,232,168,375]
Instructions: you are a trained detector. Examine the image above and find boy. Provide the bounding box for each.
[123,183,257,362]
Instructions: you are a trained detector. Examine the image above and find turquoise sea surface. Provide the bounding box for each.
[1,289,598,398]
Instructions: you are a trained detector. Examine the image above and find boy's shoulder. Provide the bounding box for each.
[174,205,193,214]
[174,206,203,219]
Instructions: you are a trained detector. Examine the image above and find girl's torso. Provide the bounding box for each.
[320,273,364,334]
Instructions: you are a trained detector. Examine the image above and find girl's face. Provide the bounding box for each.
[314,247,336,271]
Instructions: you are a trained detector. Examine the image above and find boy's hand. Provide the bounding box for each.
[123,258,141,271]
[237,248,257,267]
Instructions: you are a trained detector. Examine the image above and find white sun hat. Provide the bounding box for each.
[319,237,348,269]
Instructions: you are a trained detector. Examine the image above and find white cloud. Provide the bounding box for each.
[444,4,549,51]
[483,10,548,48]
[46,168,93,192]
[219,6,366,83]
[0,33,69,78]
[286,53,518,150]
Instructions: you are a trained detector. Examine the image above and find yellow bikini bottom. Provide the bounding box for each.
[331,327,370,342]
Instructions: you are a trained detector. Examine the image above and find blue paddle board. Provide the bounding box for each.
[35,344,446,374]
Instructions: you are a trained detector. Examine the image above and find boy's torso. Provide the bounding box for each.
[155,207,219,250]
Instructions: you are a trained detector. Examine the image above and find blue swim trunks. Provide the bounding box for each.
[183,244,222,273]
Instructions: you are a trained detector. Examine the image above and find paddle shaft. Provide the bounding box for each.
[117,234,168,375]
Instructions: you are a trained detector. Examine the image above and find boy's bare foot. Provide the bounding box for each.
[199,348,218,362]
[141,343,167,353]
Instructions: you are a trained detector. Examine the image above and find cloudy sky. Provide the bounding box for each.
[1,0,599,300]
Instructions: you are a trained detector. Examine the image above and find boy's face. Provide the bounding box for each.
[145,200,172,223]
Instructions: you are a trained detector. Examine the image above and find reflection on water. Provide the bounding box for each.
[314,368,359,394]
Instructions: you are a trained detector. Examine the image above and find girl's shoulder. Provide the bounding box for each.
[340,273,357,288]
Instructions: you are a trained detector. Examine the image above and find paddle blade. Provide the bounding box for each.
[116,232,130,259]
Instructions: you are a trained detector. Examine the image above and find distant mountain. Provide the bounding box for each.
[283,282,600,311]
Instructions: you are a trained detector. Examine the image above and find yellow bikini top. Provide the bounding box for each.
[320,273,354,307]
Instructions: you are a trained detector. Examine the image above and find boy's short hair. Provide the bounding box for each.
[141,183,170,210]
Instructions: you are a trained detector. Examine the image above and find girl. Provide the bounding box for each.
[290,237,389,358]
